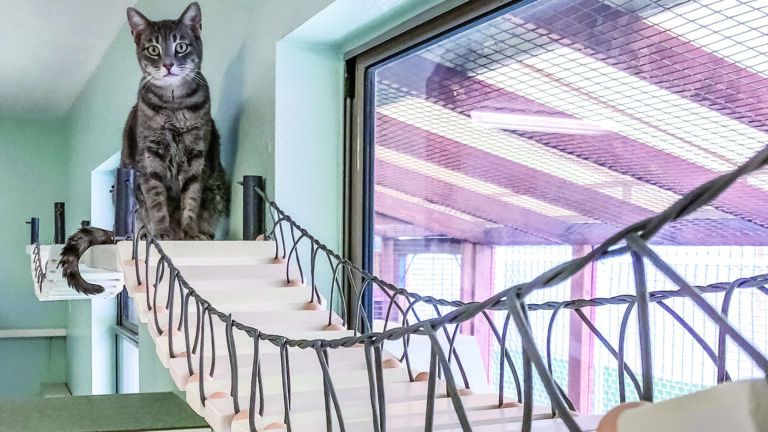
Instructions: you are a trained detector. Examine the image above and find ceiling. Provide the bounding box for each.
[371,0,768,246]
[0,0,136,117]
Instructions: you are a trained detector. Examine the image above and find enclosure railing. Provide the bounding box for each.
[132,145,768,432]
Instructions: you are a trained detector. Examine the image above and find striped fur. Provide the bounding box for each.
[60,3,228,294]
[59,228,115,294]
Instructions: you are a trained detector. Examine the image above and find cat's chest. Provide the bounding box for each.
[160,111,197,137]
[142,111,204,147]
[138,110,207,177]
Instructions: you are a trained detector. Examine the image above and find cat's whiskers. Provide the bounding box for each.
[139,77,155,96]
[180,70,208,89]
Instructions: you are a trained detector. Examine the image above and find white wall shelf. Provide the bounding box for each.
[0,328,66,339]
[26,244,124,301]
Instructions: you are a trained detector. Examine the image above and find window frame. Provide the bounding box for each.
[343,0,531,308]
[116,287,139,393]
[117,287,139,335]
[342,0,768,413]
[115,328,139,394]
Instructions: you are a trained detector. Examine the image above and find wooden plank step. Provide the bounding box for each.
[214,393,508,432]
[229,403,553,432]
[117,240,278,264]
[242,393,521,432]
[193,365,411,403]
[154,329,356,367]
[149,308,346,360]
[189,366,410,416]
[123,262,299,295]
[208,380,453,432]
[148,309,340,338]
[132,286,317,323]
[127,277,303,300]
[167,347,397,390]
[227,379,451,413]
[465,416,601,431]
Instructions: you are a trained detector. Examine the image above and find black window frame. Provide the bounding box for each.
[343,0,530,312]
[116,287,139,393]
[117,287,139,335]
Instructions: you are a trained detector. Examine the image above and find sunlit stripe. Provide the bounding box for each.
[522,47,767,162]
[477,59,748,172]
[376,146,596,221]
[376,185,493,224]
[645,0,768,78]
[596,184,679,213]
[414,2,768,172]
[378,97,683,211]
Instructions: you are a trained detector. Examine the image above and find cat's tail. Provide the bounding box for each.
[58,227,115,295]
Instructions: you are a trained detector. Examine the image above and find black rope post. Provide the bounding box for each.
[114,168,136,239]
[53,202,65,244]
[242,175,265,240]
[26,217,39,244]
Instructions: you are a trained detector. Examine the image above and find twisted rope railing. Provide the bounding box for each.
[133,145,768,431]
[31,243,45,293]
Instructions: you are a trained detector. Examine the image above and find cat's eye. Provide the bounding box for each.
[175,43,189,54]
[145,45,160,57]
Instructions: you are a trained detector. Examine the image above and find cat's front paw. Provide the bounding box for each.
[182,226,212,241]
[152,227,174,240]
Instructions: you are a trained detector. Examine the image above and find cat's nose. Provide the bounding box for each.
[163,63,174,72]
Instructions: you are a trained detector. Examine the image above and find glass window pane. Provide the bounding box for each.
[366,0,768,414]
[117,336,139,394]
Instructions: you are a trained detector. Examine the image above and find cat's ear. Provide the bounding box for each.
[126,7,150,44]
[178,2,202,37]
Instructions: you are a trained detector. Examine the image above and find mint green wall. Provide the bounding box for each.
[65,0,334,394]
[274,42,344,259]
[273,0,460,279]
[0,0,460,402]
[219,0,335,239]
[65,298,117,397]
[0,0,457,399]
[0,117,69,398]
[65,301,93,396]
[137,326,178,395]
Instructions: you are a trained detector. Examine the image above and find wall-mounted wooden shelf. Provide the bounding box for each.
[0,328,66,339]
[26,244,123,301]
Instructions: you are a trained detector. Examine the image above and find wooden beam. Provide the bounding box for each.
[373,238,400,324]
[378,238,395,283]
[377,159,569,243]
[378,50,768,232]
[374,214,437,239]
[375,190,487,243]
[460,243,476,336]
[377,116,657,230]
[568,245,596,411]
[393,238,462,256]
[460,242,494,378]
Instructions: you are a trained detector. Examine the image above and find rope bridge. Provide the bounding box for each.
[126,146,768,431]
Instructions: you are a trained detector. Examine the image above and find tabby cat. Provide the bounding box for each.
[60,2,229,294]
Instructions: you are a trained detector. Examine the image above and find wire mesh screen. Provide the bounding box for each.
[403,253,463,320]
[370,0,768,419]
[591,246,768,412]
[373,0,768,246]
[492,246,573,406]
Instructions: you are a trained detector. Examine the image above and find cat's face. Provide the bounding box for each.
[126,3,203,88]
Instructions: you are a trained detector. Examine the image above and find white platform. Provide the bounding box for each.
[26,244,123,300]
